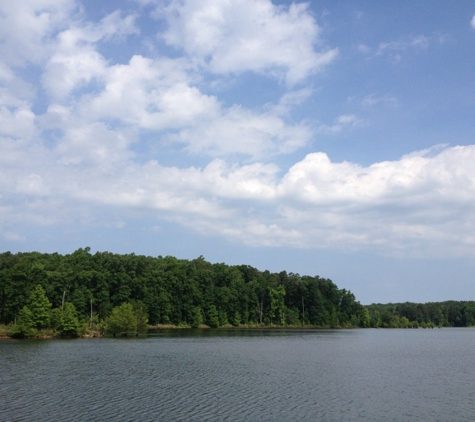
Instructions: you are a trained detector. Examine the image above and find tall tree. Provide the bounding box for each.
[27,285,52,330]
[56,303,80,337]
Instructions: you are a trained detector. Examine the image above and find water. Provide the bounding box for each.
[1,328,475,421]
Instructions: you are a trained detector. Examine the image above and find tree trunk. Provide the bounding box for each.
[90,298,93,328]
[258,297,264,325]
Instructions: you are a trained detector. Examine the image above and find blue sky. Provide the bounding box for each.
[1,0,475,304]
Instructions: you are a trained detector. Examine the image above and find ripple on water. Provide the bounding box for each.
[2,330,475,421]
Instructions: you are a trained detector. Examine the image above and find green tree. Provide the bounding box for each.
[50,307,63,330]
[106,303,138,336]
[359,308,371,327]
[206,305,219,328]
[191,306,203,328]
[232,311,242,326]
[9,306,35,338]
[218,309,229,326]
[106,302,149,336]
[399,316,410,328]
[56,303,80,337]
[27,284,51,330]
[269,285,285,325]
[370,309,382,328]
[132,301,149,333]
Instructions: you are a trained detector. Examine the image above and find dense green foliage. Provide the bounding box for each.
[9,306,35,338]
[27,284,51,330]
[0,248,366,328]
[366,302,475,328]
[106,302,148,336]
[6,281,82,337]
[8,285,53,338]
[53,303,81,337]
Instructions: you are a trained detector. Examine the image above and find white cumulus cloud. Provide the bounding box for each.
[158,0,338,84]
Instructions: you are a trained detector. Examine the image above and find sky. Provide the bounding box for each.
[1,0,475,305]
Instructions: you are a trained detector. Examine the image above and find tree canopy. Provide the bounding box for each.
[0,249,368,329]
[365,301,475,328]
[5,249,473,333]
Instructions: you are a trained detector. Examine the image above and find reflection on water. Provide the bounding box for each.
[147,327,345,337]
[2,329,475,421]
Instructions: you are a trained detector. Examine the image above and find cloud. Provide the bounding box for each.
[149,144,474,256]
[361,34,434,63]
[357,44,371,54]
[46,52,313,158]
[157,0,338,84]
[0,0,76,67]
[1,1,474,260]
[147,145,475,256]
[361,94,398,108]
[471,15,475,29]
[3,231,26,242]
[3,121,475,257]
[316,115,362,134]
[170,104,313,158]
[0,106,37,140]
[42,10,138,99]
[377,35,430,55]
[55,122,135,168]
[1,1,326,164]
[83,55,220,130]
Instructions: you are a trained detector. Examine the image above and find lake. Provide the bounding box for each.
[1,328,475,421]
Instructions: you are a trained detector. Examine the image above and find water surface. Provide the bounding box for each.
[2,328,474,421]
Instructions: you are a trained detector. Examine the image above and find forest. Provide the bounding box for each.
[0,248,367,333]
[2,249,474,337]
[366,301,475,328]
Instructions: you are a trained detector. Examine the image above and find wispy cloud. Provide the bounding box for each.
[361,94,398,108]
[377,35,430,55]
[359,34,434,63]
[317,115,362,134]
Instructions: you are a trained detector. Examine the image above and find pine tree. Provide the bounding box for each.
[27,285,52,330]
[57,303,80,337]
[9,306,35,338]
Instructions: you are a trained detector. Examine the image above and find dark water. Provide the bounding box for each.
[2,328,475,421]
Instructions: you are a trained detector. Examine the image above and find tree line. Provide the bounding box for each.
[0,248,367,331]
[4,249,473,334]
[366,301,475,328]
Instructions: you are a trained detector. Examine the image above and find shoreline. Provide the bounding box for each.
[0,323,357,339]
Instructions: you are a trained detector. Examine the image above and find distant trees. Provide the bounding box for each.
[365,301,475,328]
